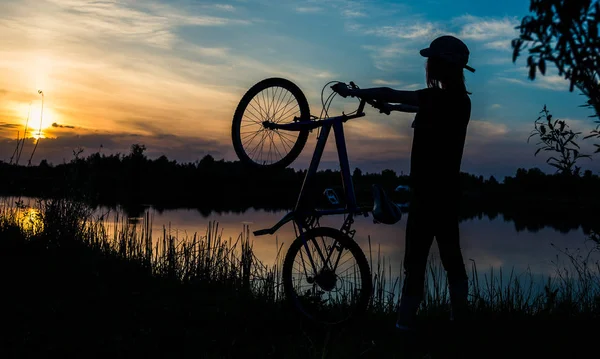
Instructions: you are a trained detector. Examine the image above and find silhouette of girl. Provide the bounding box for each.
[332,35,475,330]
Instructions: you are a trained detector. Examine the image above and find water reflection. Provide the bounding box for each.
[2,196,598,289]
[0,199,44,233]
[114,205,596,280]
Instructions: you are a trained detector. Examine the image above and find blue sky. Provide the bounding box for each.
[0,0,598,179]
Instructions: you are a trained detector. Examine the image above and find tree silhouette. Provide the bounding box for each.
[528,105,591,175]
[512,0,600,151]
[130,144,147,159]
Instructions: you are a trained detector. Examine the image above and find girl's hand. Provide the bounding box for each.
[331,82,353,98]
[376,102,393,115]
[395,104,419,113]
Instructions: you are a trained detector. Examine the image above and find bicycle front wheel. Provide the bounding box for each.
[231,78,311,170]
[282,227,372,325]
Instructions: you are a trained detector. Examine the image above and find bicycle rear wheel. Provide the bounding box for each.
[282,227,372,325]
[231,78,311,170]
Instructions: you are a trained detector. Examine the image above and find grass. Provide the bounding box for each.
[0,197,599,358]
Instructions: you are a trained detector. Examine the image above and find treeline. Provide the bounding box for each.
[1,144,599,232]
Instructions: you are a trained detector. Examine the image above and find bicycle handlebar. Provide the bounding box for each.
[337,81,392,116]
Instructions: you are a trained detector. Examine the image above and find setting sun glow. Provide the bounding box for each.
[0,0,598,177]
[16,102,56,139]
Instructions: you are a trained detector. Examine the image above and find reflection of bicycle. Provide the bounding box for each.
[231,78,403,325]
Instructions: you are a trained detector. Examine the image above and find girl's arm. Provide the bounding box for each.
[350,87,419,106]
[387,104,419,113]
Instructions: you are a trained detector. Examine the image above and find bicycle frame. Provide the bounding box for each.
[253,99,373,276]
[254,99,372,236]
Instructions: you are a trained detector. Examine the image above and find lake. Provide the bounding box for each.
[110,204,598,285]
[3,196,598,294]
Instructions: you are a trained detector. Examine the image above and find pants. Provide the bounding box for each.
[401,195,468,298]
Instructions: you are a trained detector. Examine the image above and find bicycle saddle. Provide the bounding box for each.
[372,184,402,225]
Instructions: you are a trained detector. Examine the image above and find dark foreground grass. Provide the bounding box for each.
[0,198,599,359]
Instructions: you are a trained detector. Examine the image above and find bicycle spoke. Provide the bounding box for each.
[242,129,264,148]
[272,86,287,118]
[273,90,293,120]
[267,131,284,162]
[259,88,270,120]
[249,97,266,121]
[248,130,269,161]
[273,131,293,153]
[275,101,299,124]
[243,107,264,124]
[241,121,261,128]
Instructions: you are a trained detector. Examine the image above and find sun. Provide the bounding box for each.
[17,101,57,139]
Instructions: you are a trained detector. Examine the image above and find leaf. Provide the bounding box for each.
[529,64,537,80]
[539,58,546,74]
[511,39,522,62]
[569,78,575,92]
[571,141,581,149]
[529,44,543,53]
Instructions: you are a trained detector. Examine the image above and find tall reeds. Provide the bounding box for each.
[1,196,599,318]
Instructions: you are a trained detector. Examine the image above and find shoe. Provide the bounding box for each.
[449,279,469,321]
[395,295,421,331]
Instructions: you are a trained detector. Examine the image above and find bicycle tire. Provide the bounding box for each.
[231,78,311,170]
[282,227,372,325]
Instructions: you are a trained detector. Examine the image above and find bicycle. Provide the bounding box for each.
[231,77,406,325]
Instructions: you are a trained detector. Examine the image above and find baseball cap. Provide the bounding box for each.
[420,35,475,73]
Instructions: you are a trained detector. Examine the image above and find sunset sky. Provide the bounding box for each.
[1,0,598,178]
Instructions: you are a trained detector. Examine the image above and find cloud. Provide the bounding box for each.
[295,7,323,13]
[362,43,420,72]
[2,0,251,51]
[189,46,231,58]
[535,75,572,91]
[365,22,439,39]
[467,119,509,140]
[342,10,366,18]
[0,0,343,146]
[455,14,519,41]
[552,118,600,140]
[214,4,235,12]
[354,13,524,75]
[484,40,512,51]
[491,104,502,109]
[496,75,571,91]
[51,123,75,129]
[372,79,401,86]
[0,1,591,179]
[482,57,513,65]
[0,122,20,129]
